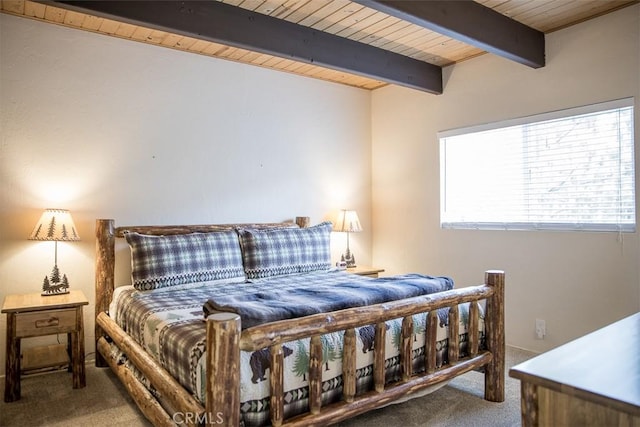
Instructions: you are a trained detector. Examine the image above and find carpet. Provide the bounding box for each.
[0,346,535,426]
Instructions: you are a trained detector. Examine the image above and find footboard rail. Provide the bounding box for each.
[207,270,505,426]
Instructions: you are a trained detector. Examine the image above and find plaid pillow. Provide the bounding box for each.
[125,231,245,290]
[238,221,332,279]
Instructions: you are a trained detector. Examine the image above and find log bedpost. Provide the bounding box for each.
[484,270,505,402]
[95,219,115,368]
[295,216,311,228]
[206,313,241,426]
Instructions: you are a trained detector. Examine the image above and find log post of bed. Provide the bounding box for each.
[484,270,505,402]
[95,219,115,368]
[206,312,241,427]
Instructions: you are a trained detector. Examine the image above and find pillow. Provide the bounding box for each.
[125,231,245,290]
[238,221,332,279]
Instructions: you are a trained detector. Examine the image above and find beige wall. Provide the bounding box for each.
[1,4,639,377]
[0,14,372,374]
[372,5,640,353]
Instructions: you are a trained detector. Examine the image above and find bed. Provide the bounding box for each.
[94,217,505,426]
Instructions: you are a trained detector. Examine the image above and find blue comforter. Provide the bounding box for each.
[203,273,453,329]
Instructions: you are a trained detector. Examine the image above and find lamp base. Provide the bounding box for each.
[341,252,357,269]
[41,289,70,297]
[41,265,70,296]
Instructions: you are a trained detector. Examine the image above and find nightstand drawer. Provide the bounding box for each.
[15,309,77,338]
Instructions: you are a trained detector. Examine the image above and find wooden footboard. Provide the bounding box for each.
[206,270,504,426]
[95,218,505,426]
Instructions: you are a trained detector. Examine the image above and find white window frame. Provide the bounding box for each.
[439,98,636,232]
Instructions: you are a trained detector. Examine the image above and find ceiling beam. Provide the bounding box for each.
[354,0,545,68]
[45,0,443,94]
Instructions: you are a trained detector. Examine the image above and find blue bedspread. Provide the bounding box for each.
[203,273,453,329]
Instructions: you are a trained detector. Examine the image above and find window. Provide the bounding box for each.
[439,98,635,232]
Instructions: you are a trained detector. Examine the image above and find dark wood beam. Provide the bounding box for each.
[354,0,545,68]
[46,0,443,94]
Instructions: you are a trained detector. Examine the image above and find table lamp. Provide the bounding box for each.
[29,209,80,296]
[335,209,362,268]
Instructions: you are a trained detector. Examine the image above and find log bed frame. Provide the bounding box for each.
[94,218,505,427]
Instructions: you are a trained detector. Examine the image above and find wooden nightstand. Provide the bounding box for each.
[345,266,385,278]
[2,290,89,402]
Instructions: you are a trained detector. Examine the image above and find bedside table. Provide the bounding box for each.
[345,266,385,278]
[2,290,89,402]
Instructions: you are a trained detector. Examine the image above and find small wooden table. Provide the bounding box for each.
[509,312,640,426]
[2,290,89,402]
[345,266,385,278]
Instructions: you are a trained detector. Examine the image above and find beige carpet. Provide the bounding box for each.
[0,346,535,426]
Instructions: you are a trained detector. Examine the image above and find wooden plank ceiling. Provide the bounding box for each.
[1,0,636,93]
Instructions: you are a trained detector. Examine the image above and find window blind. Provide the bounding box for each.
[439,98,635,232]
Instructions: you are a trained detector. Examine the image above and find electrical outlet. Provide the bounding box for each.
[535,319,546,339]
